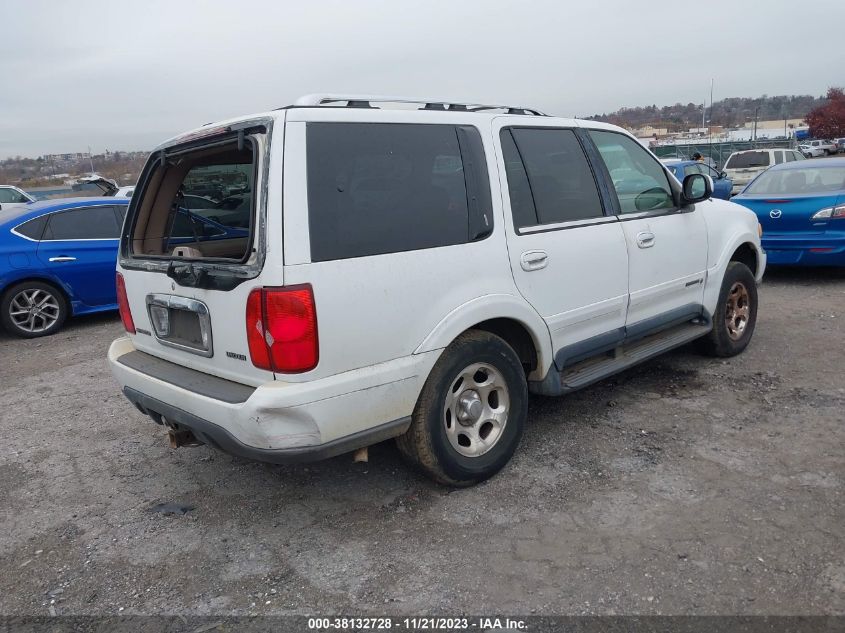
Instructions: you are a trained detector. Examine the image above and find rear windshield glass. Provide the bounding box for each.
[129,139,255,262]
[725,152,770,169]
[744,167,845,195]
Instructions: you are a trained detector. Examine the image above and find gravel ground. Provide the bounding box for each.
[0,267,843,617]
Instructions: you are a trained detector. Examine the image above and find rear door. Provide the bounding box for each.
[36,205,122,307]
[587,129,708,331]
[495,123,629,362]
[279,110,513,382]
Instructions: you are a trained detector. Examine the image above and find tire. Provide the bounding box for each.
[0,281,68,338]
[696,262,758,357]
[396,330,527,486]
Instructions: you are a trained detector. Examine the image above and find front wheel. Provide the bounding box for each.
[396,330,527,486]
[696,262,758,357]
[0,281,68,338]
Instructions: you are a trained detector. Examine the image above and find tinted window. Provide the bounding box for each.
[507,128,604,226]
[43,206,121,240]
[774,151,784,165]
[15,215,48,240]
[0,188,30,204]
[725,151,770,169]
[307,122,472,261]
[500,130,538,229]
[590,130,674,214]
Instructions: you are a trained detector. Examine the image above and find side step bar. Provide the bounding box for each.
[530,321,711,396]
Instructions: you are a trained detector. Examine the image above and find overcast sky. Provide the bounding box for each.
[2,0,843,159]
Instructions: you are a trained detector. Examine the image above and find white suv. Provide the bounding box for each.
[108,94,765,485]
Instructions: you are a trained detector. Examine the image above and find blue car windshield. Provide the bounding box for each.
[744,167,845,195]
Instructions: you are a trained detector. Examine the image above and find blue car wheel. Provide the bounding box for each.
[1,280,68,338]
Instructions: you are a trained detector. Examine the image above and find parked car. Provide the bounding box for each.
[0,185,36,211]
[108,94,765,485]
[800,144,826,158]
[834,138,845,153]
[115,186,135,197]
[723,148,805,195]
[0,198,129,337]
[803,139,839,156]
[732,157,845,266]
[662,159,733,200]
[0,197,243,338]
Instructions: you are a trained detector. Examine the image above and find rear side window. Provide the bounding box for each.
[503,128,604,228]
[15,215,48,240]
[43,206,121,240]
[307,123,488,262]
[725,152,770,169]
[774,151,784,165]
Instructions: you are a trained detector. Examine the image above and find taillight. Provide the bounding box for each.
[245,285,318,373]
[115,272,135,334]
[811,205,845,220]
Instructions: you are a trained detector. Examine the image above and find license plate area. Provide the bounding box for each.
[145,294,213,357]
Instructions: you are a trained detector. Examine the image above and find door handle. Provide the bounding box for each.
[48,256,77,262]
[636,231,655,249]
[520,250,548,271]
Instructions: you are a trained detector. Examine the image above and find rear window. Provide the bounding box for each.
[307,122,489,262]
[43,206,122,240]
[14,215,48,240]
[129,139,256,262]
[725,152,771,169]
[744,167,845,195]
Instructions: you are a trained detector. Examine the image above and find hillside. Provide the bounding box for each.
[587,94,827,131]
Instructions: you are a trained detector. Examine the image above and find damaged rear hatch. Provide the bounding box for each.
[117,115,281,386]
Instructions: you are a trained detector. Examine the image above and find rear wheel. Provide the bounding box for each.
[396,330,527,486]
[696,262,757,357]
[0,281,68,338]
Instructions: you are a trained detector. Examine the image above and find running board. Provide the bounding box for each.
[530,321,711,396]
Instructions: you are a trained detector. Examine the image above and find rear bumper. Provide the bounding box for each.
[108,337,440,462]
[122,387,409,464]
[762,233,845,266]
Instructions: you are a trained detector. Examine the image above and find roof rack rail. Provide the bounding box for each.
[291,94,547,116]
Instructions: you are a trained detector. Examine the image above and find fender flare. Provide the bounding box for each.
[413,293,554,379]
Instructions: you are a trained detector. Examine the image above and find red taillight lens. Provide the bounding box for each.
[115,272,135,334]
[245,285,318,373]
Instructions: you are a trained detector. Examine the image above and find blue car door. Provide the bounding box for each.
[701,164,732,200]
[35,205,122,308]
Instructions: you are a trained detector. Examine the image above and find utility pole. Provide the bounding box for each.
[88,146,95,174]
[753,107,760,146]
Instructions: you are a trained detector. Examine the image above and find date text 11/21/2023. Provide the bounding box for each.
[307,616,528,630]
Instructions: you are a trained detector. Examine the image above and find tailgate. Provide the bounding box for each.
[121,268,277,386]
[116,115,282,387]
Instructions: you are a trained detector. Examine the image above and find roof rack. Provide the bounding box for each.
[291,94,547,116]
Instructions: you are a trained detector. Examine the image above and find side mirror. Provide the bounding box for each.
[682,173,712,205]
[719,171,727,179]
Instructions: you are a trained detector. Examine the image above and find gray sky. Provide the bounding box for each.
[2,0,843,159]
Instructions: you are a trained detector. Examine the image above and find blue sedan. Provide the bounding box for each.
[663,160,733,200]
[732,157,845,266]
[0,197,247,337]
